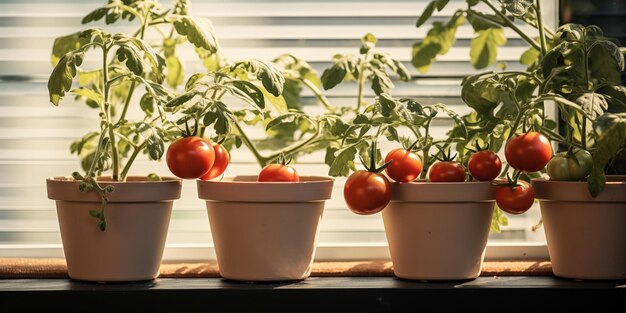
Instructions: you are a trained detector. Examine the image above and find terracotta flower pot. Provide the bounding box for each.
[382,181,496,280]
[46,176,182,282]
[532,175,626,280]
[197,175,334,282]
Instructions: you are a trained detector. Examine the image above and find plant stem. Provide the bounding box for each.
[299,78,337,112]
[534,0,548,56]
[581,115,587,150]
[482,0,541,51]
[120,141,147,180]
[233,120,268,166]
[102,45,120,180]
[266,127,321,162]
[419,118,433,179]
[356,53,370,111]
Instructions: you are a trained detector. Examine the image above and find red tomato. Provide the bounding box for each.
[200,143,230,181]
[495,180,535,215]
[468,150,502,181]
[428,161,466,182]
[258,164,300,182]
[505,132,552,172]
[344,170,392,215]
[166,136,215,179]
[384,148,422,183]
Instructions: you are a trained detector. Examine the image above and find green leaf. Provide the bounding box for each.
[231,59,285,97]
[230,80,266,110]
[266,113,300,130]
[598,85,626,112]
[146,134,165,160]
[70,88,103,107]
[588,40,625,85]
[139,93,155,116]
[470,27,507,69]
[520,47,541,65]
[466,10,501,32]
[164,91,197,110]
[48,51,84,106]
[115,43,144,76]
[416,1,437,28]
[166,56,184,88]
[360,33,378,54]
[576,93,608,120]
[173,16,219,53]
[411,11,464,73]
[321,61,348,90]
[328,144,359,177]
[499,0,533,17]
[370,66,394,96]
[588,114,626,197]
[51,32,89,66]
[490,207,509,233]
[436,0,450,11]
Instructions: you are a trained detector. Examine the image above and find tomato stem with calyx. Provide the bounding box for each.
[275,152,293,166]
[434,145,457,162]
[359,140,392,173]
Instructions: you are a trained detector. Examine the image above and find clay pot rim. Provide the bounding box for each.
[531,175,626,202]
[198,175,334,184]
[197,175,334,202]
[390,180,496,202]
[47,175,182,202]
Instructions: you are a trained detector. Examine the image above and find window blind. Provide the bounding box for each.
[0,0,557,261]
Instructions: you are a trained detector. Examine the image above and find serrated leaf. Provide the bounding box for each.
[360,33,378,54]
[51,32,89,66]
[370,67,394,96]
[231,59,285,97]
[173,16,219,53]
[70,88,103,107]
[416,1,437,28]
[328,144,358,177]
[48,51,84,106]
[470,27,507,69]
[576,93,608,120]
[412,11,464,73]
[229,80,266,110]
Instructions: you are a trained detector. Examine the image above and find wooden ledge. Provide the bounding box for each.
[0,258,552,279]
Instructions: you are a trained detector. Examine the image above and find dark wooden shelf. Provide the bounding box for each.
[1,276,624,311]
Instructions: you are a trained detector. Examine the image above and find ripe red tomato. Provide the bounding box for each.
[468,150,502,181]
[166,136,215,179]
[495,180,535,215]
[258,164,300,182]
[344,170,392,215]
[384,148,422,183]
[505,132,552,172]
[428,161,466,182]
[200,142,230,181]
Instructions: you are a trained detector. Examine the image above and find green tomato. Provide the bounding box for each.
[546,149,593,181]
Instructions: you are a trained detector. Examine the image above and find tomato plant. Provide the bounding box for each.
[200,141,230,181]
[166,136,215,179]
[258,153,300,182]
[384,143,422,183]
[546,149,593,181]
[344,142,392,215]
[428,147,466,182]
[505,132,552,173]
[495,180,535,215]
[468,143,502,181]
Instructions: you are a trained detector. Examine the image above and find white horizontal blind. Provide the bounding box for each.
[0,0,556,261]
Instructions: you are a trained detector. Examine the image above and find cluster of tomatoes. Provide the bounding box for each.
[166,136,230,181]
[344,131,555,216]
[342,143,502,215]
[166,136,300,182]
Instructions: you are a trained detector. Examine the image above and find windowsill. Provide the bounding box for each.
[1,258,624,310]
